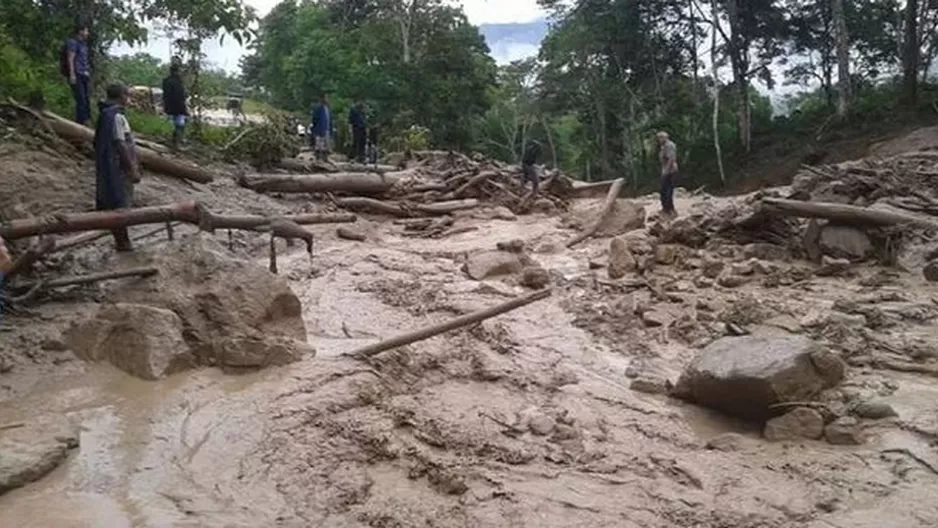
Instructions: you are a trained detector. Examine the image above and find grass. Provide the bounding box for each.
[125,107,236,148]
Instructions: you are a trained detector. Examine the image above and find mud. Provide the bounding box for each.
[2,141,938,526]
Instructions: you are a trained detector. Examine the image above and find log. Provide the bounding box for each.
[349,288,552,359]
[570,179,618,198]
[761,198,938,230]
[277,157,338,173]
[10,266,159,301]
[239,172,403,195]
[566,178,626,248]
[0,203,356,240]
[337,226,367,241]
[335,197,479,217]
[40,110,212,184]
[451,170,497,198]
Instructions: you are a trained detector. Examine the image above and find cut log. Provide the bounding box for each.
[348,288,552,359]
[40,110,212,184]
[335,197,478,217]
[761,198,938,230]
[0,202,356,239]
[566,178,626,248]
[239,172,403,195]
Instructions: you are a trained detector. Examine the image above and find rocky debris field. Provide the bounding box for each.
[1,126,938,526]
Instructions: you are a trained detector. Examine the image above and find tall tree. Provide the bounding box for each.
[902,0,920,103]
[832,0,851,116]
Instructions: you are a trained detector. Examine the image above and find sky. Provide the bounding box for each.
[113,0,547,72]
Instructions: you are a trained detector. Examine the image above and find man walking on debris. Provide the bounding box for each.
[94,83,140,252]
[657,131,679,218]
[162,61,188,150]
[348,100,368,164]
[311,93,333,161]
[62,21,92,125]
[521,138,542,194]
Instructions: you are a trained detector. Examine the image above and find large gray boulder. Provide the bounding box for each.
[672,334,845,420]
[463,250,523,280]
[819,224,873,261]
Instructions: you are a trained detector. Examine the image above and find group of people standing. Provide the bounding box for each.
[308,94,378,164]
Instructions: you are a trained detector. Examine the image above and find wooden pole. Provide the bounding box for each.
[349,289,552,359]
[566,178,626,248]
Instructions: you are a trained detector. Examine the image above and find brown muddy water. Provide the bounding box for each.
[2,207,938,527]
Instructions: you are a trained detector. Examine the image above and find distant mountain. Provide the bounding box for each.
[479,19,548,64]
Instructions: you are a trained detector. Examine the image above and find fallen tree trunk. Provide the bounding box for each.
[238,172,403,195]
[566,178,626,248]
[277,157,339,173]
[40,110,212,184]
[761,198,938,230]
[0,202,356,239]
[349,288,552,359]
[450,170,497,199]
[335,197,478,217]
[570,179,617,198]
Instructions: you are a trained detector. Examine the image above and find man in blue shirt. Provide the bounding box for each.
[311,93,333,161]
[64,23,92,125]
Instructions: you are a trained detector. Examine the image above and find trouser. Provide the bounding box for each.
[351,127,367,163]
[522,163,539,192]
[103,179,135,251]
[170,115,186,149]
[660,172,677,214]
[71,74,90,125]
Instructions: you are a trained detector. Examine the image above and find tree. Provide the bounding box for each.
[903,0,920,103]
[832,0,851,116]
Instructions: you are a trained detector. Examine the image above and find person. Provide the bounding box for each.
[94,83,140,252]
[311,93,333,161]
[656,131,679,218]
[63,22,92,125]
[161,62,188,150]
[366,125,379,165]
[521,138,542,194]
[348,100,367,163]
[0,235,11,277]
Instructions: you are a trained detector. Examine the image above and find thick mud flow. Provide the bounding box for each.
[2,206,938,527]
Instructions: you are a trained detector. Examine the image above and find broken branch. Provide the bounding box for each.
[566,178,626,248]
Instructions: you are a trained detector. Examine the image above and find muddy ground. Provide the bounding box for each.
[2,132,938,527]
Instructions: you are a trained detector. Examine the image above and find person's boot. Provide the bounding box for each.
[113,229,134,253]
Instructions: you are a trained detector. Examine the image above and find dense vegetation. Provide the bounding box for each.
[2,0,938,191]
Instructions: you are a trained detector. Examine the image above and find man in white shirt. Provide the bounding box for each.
[656,131,679,218]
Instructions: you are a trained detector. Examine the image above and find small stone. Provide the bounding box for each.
[924,260,938,282]
[750,259,777,275]
[608,237,637,279]
[336,226,366,241]
[717,273,748,288]
[824,417,863,445]
[654,244,679,265]
[496,239,525,253]
[764,408,825,441]
[40,339,68,352]
[550,424,579,442]
[527,413,556,436]
[810,350,846,386]
[704,433,746,452]
[630,376,671,395]
[730,261,755,276]
[742,243,788,261]
[642,310,673,328]
[701,258,725,279]
[853,400,898,420]
[816,256,851,277]
[463,250,523,280]
[693,276,714,288]
[520,266,550,289]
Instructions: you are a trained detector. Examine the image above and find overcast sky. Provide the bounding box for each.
[113,0,546,71]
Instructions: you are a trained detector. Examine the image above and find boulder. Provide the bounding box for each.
[630,375,672,395]
[65,303,195,380]
[824,417,863,445]
[608,237,637,279]
[704,432,748,452]
[924,260,938,282]
[816,256,851,277]
[215,335,315,371]
[819,225,873,261]
[717,273,749,288]
[519,408,556,436]
[595,201,646,237]
[852,400,898,420]
[496,239,525,253]
[672,335,845,420]
[654,244,680,265]
[742,243,789,262]
[463,250,523,280]
[764,408,825,441]
[0,431,78,495]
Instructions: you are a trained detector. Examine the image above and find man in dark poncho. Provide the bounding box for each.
[348,100,367,163]
[521,138,542,194]
[94,83,140,252]
[162,61,188,150]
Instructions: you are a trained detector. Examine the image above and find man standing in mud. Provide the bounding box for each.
[521,138,542,194]
[63,21,92,125]
[94,83,140,252]
[162,61,188,150]
[657,131,679,218]
[348,99,368,164]
[311,93,333,161]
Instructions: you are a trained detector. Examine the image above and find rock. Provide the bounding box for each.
[764,408,825,441]
[853,400,898,419]
[113,234,309,366]
[672,335,845,420]
[824,417,863,445]
[525,412,556,436]
[520,266,550,289]
[819,225,873,261]
[816,256,851,277]
[0,431,79,495]
[215,336,314,371]
[491,206,518,221]
[641,310,673,328]
[427,469,469,495]
[463,250,523,280]
[654,244,679,265]
[608,237,637,279]
[705,433,747,452]
[594,201,646,237]
[924,260,938,282]
[496,239,525,253]
[65,303,195,380]
[550,424,579,442]
[717,273,748,288]
[730,261,755,276]
[701,258,725,279]
[694,276,714,289]
[630,375,672,395]
[750,259,778,275]
[40,338,67,352]
[624,232,655,255]
[336,226,366,241]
